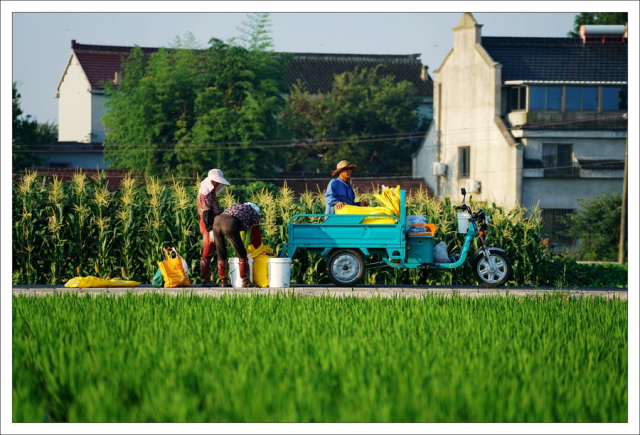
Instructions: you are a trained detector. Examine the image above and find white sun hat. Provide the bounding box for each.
[207,169,230,186]
[245,202,260,216]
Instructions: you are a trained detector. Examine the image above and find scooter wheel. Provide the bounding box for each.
[472,250,512,288]
[326,249,365,287]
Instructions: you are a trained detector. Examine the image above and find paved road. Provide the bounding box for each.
[12,284,628,300]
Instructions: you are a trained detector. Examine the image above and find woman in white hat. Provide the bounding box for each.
[198,169,230,287]
[324,160,369,214]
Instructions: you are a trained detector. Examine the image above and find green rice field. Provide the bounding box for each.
[12,293,627,423]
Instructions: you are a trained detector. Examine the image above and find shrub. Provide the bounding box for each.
[558,192,625,262]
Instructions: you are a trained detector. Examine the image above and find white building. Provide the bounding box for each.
[413,13,627,245]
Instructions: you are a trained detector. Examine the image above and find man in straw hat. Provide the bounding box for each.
[198,169,230,287]
[324,160,369,215]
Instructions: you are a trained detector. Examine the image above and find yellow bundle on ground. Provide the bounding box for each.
[335,185,400,224]
[247,243,275,288]
[64,276,140,288]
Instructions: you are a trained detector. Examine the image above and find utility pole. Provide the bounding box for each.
[618,113,628,264]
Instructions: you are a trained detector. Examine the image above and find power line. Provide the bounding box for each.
[13,114,627,154]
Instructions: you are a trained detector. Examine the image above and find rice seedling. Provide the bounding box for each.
[12,293,628,423]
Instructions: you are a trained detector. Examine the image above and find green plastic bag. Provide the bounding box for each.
[151,268,164,288]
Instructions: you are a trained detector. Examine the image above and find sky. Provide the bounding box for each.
[9,11,587,124]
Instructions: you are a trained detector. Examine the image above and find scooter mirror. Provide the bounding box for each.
[461,188,466,196]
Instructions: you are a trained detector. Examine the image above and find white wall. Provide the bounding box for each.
[417,16,519,206]
[522,177,623,210]
[58,53,92,142]
[522,136,626,161]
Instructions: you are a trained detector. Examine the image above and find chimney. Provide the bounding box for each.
[71,39,77,49]
[421,65,429,81]
[114,71,123,85]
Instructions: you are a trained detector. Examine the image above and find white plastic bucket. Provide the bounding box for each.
[268,258,292,288]
[228,258,254,288]
[457,212,471,234]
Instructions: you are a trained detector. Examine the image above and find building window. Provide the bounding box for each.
[458,146,470,179]
[541,208,575,246]
[529,86,562,111]
[542,144,573,175]
[602,87,628,111]
[49,163,70,169]
[508,86,526,111]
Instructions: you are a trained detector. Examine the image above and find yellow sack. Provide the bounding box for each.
[158,247,191,288]
[64,276,140,288]
[247,244,274,288]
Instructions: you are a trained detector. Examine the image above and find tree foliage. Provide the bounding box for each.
[102,24,292,180]
[558,192,625,262]
[12,82,58,170]
[567,13,628,37]
[279,66,430,175]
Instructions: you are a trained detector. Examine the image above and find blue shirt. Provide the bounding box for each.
[324,178,361,214]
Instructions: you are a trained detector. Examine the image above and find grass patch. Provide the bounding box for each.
[13,293,627,422]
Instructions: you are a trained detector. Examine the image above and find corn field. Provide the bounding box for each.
[12,170,592,287]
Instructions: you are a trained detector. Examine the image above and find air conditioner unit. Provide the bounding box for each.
[465,179,481,194]
[432,162,448,177]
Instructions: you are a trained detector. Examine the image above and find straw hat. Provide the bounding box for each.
[331,160,358,176]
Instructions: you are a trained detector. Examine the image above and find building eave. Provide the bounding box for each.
[504,80,628,85]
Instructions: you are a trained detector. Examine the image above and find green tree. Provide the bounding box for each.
[102,21,291,180]
[13,82,58,170]
[558,192,625,261]
[280,66,430,174]
[567,13,628,37]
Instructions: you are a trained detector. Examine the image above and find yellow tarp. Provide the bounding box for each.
[64,276,140,288]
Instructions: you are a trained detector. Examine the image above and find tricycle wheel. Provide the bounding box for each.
[326,249,365,287]
[472,250,512,288]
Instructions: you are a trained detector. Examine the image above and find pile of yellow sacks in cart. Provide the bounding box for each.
[335,185,400,224]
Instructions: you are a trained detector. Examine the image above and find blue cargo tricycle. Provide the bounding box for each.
[281,188,513,287]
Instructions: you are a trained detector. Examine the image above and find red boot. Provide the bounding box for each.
[218,260,232,288]
[239,258,253,287]
[200,258,213,287]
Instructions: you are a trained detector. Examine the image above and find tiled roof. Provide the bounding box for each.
[285,53,433,96]
[512,115,628,131]
[72,41,158,90]
[577,158,625,170]
[481,37,627,82]
[69,42,433,96]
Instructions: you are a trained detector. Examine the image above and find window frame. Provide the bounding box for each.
[508,86,527,111]
[542,143,574,176]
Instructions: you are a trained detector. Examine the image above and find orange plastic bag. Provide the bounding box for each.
[158,247,191,288]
